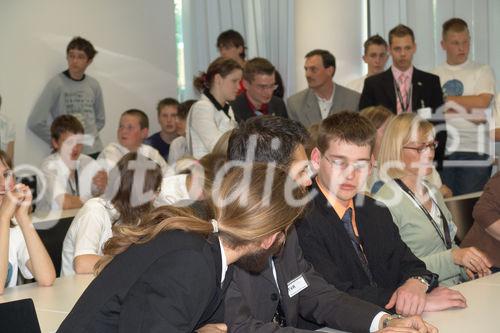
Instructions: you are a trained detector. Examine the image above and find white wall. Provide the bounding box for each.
[0,0,177,166]
[294,0,367,92]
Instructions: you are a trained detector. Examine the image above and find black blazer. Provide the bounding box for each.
[230,93,288,123]
[359,67,444,113]
[359,67,447,169]
[224,228,382,333]
[295,183,433,308]
[57,231,232,333]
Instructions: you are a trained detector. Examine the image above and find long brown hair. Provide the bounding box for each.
[104,152,162,226]
[193,57,242,92]
[95,163,306,274]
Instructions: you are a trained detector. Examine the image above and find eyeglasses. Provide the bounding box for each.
[403,141,438,154]
[255,84,278,91]
[322,155,371,171]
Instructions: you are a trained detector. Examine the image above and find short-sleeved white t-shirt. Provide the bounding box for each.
[60,198,119,276]
[6,225,33,287]
[433,60,496,153]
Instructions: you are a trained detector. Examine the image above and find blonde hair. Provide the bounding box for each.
[212,130,233,156]
[360,106,394,130]
[377,113,434,179]
[95,163,305,274]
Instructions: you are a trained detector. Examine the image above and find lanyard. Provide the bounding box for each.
[394,79,413,113]
[395,179,452,249]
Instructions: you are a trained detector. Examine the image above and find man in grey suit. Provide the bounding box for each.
[224,116,437,333]
[287,49,360,128]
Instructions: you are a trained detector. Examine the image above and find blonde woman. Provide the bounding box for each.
[57,164,306,333]
[375,113,492,286]
[361,106,451,197]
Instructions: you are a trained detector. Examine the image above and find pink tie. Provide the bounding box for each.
[397,74,409,114]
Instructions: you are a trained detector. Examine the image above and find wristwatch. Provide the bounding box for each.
[382,314,404,328]
[410,276,430,290]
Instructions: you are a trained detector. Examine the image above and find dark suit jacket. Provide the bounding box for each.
[359,67,446,169]
[224,228,382,333]
[57,231,232,333]
[359,67,443,113]
[295,183,433,308]
[230,93,288,123]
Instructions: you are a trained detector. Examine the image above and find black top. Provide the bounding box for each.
[144,132,170,161]
[230,93,288,123]
[57,231,232,333]
[295,182,434,308]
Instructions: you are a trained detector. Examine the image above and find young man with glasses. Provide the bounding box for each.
[296,111,466,319]
[230,57,288,123]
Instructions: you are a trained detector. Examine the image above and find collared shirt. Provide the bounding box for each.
[391,66,414,113]
[315,85,335,120]
[219,236,228,284]
[316,178,387,332]
[316,177,359,236]
[245,92,269,116]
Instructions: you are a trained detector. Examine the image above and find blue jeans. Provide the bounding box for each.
[440,152,492,196]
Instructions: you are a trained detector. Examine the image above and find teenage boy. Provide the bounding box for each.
[145,98,179,161]
[98,109,169,175]
[28,37,105,158]
[347,35,389,93]
[433,18,496,195]
[38,115,107,212]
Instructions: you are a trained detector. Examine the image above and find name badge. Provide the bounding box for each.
[287,274,309,298]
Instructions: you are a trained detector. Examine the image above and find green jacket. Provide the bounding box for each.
[374,180,466,286]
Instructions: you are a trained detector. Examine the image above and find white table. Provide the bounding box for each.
[0,274,93,333]
[423,272,500,333]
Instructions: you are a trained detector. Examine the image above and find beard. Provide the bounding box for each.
[236,233,286,273]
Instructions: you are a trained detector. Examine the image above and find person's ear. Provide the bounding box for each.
[214,73,223,86]
[141,128,149,140]
[51,138,60,151]
[242,79,251,90]
[260,232,280,250]
[310,147,322,172]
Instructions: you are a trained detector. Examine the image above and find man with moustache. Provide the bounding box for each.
[224,115,437,332]
[287,50,360,128]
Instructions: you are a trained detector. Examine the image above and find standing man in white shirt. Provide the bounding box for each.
[433,18,496,195]
[287,50,360,128]
[347,35,389,94]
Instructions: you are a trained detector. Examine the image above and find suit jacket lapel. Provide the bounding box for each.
[382,69,397,112]
[304,89,322,125]
[411,68,424,110]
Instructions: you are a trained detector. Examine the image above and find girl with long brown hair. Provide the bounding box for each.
[186,57,242,159]
[57,163,305,333]
[60,152,162,276]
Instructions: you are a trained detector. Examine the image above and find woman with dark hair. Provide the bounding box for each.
[57,164,305,333]
[186,57,242,159]
[60,152,162,276]
[0,150,55,293]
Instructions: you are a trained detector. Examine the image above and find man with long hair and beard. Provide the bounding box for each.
[57,164,306,333]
